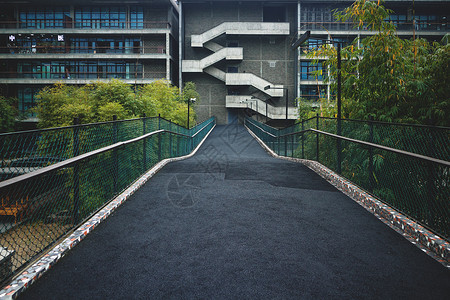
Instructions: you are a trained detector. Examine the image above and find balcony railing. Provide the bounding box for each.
[0,46,166,55]
[300,21,448,32]
[0,21,171,30]
[0,71,167,80]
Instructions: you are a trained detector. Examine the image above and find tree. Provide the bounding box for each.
[0,96,18,133]
[34,79,199,128]
[305,0,449,126]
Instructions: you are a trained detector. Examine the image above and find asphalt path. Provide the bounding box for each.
[20,125,449,299]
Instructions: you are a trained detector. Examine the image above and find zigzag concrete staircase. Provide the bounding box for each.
[226,95,297,119]
[191,22,290,47]
[183,22,294,117]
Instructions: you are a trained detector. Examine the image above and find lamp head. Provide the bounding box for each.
[291,30,311,49]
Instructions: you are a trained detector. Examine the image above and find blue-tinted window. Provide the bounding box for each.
[75,7,126,29]
[300,61,325,80]
[300,85,327,100]
[16,60,143,80]
[130,6,144,29]
[19,7,70,28]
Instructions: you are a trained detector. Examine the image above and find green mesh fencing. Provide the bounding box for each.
[245,116,450,241]
[0,116,215,285]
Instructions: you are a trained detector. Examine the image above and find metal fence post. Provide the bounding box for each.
[142,113,147,172]
[368,116,374,192]
[73,117,80,224]
[316,114,319,162]
[158,114,162,161]
[291,134,294,157]
[427,118,437,228]
[301,120,304,159]
[169,119,172,157]
[113,115,118,194]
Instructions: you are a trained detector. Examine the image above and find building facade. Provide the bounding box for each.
[0,0,179,122]
[0,0,448,125]
[180,0,448,125]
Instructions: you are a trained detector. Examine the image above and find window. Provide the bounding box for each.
[71,37,141,54]
[130,6,144,29]
[300,61,325,80]
[75,7,126,29]
[16,60,143,80]
[19,7,70,29]
[17,87,41,116]
[300,85,327,100]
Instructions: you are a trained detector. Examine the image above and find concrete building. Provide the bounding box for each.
[0,0,448,126]
[0,0,179,122]
[180,0,448,125]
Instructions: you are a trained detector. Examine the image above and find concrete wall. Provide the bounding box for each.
[183,1,298,124]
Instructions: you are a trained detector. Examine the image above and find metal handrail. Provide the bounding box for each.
[192,118,215,138]
[245,119,277,138]
[0,117,158,136]
[266,125,450,166]
[0,118,215,190]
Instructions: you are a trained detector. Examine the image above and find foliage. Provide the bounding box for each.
[34,79,198,128]
[0,96,18,133]
[303,0,449,126]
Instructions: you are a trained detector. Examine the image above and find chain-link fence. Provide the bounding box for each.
[245,116,450,241]
[0,116,215,285]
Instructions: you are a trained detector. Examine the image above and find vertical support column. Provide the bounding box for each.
[113,115,118,195]
[73,118,80,224]
[143,113,147,173]
[166,32,170,81]
[368,116,374,193]
[316,114,319,162]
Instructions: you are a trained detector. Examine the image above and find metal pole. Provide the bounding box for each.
[143,113,147,172]
[187,99,190,129]
[337,43,342,174]
[113,115,118,194]
[316,113,319,162]
[368,116,374,192]
[73,117,80,224]
[169,119,172,157]
[158,114,162,162]
[301,120,304,159]
[285,88,289,120]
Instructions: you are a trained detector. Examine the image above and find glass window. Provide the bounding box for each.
[19,7,69,28]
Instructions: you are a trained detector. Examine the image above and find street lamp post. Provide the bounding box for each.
[264,85,288,120]
[292,30,343,174]
[187,97,196,128]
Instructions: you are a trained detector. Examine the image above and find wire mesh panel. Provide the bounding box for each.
[245,116,449,241]
[0,117,215,285]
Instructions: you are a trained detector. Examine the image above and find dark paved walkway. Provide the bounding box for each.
[20,125,449,299]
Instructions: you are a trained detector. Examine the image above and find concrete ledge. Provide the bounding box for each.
[0,125,216,300]
[245,125,450,269]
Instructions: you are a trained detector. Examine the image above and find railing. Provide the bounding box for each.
[0,21,171,30]
[0,46,166,55]
[0,116,215,285]
[245,116,450,241]
[300,21,448,32]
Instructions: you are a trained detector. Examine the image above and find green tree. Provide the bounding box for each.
[305,0,449,126]
[34,79,199,128]
[0,96,18,133]
[34,83,95,127]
